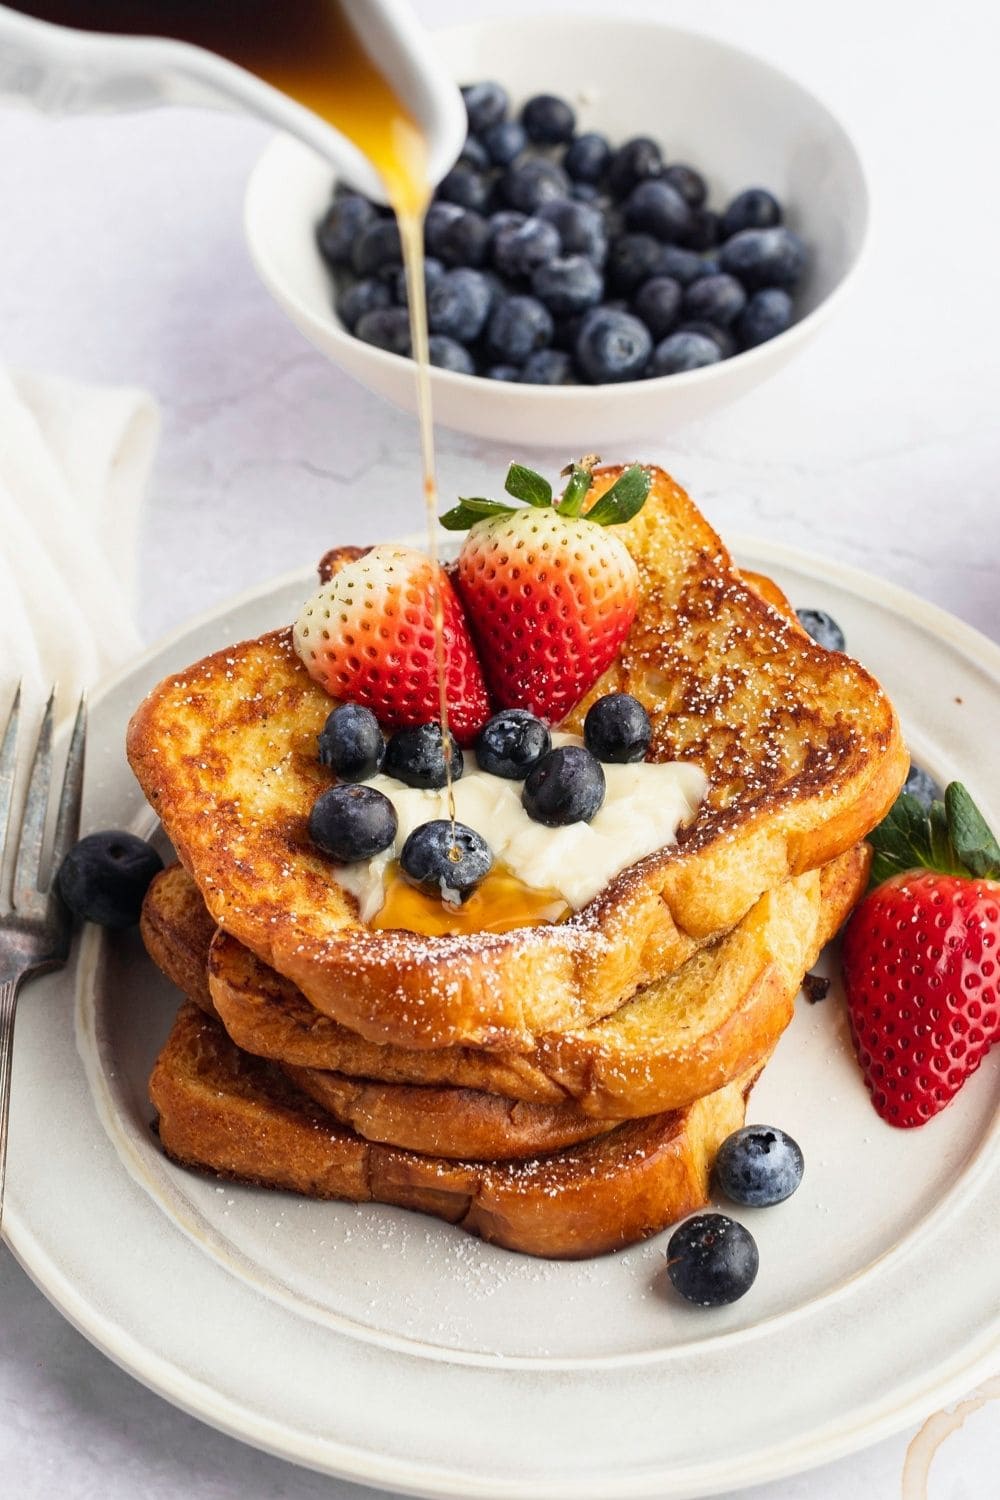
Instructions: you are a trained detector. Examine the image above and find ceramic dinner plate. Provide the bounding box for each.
[4,539,999,1499]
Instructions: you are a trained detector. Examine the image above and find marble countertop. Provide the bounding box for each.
[1,0,997,1496]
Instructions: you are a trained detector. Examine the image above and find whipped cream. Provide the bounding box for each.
[332,733,707,922]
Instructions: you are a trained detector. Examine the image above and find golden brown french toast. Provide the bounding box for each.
[149,1002,752,1259]
[128,465,905,1050]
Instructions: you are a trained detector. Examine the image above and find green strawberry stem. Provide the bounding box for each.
[440,459,651,532]
[868,782,1000,886]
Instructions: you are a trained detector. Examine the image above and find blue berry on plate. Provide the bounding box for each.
[476,709,551,779]
[429,336,475,374]
[607,136,663,197]
[563,131,612,183]
[485,363,521,381]
[318,703,385,782]
[606,233,664,293]
[720,227,807,289]
[351,218,402,277]
[436,162,492,214]
[903,763,943,809]
[575,307,652,383]
[424,201,464,257]
[676,320,736,358]
[523,746,606,826]
[795,608,845,651]
[682,272,747,328]
[427,268,492,342]
[317,194,377,268]
[520,93,576,145]
[666,1214,759,1306]
[58,831,163,928]
[648,329,721,376]
[571,181,602,204]
[652,245,708,287]
[434,207,490,268]
[393,256,444,306]
[662,163,707,208]
[461,81,508,134]
[486,294,554,363]
[520,348,574,384]
[720,187,783,239]
[714,1125,805,1207]
[309,784,397,863]
[537,199,608,265]
[457,134,490,172]
[483,119,527,166]
[400,819,493,903]
[624,179,691,243]
[384,723,464,790]
[737,288,793,348]
[335,276,391,332]
[633,275,683,339]
[680,207,720,251]
[583,693,652,763]
[354,306,411,355]
[531,254,604,316]
[492,216,561,279]
[503,157,571,213]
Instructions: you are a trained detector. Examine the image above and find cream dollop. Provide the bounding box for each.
[331,734,706,923]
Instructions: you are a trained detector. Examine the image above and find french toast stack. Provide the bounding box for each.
[129,467,906,1259]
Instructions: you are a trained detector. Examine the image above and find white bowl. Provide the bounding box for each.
[244,17,869,448]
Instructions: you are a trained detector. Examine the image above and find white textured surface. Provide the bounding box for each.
[0,0,997,1496]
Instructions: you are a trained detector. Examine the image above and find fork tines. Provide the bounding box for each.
[0,687,86,918]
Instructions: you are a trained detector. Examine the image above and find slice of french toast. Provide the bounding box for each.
[149,1002,752,1259]
[127,465,905,1050]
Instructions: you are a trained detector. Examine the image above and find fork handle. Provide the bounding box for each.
[0,977,20,1238]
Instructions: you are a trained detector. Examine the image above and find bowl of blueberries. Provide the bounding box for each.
[244,17,868,446]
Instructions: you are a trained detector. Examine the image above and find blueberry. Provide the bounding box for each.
[531,254,603,316]
[354,306,411,355]
[607,136,663,198]
[384,723,463,790]
[652,244,707,287]
[427,268,492,342]
[680,208,720,251]
[648,330,722,376]
[682,273,747,328]
[520,92,576,145]
[400,819,493,903]
[393,256,444,306]
[461,81,508,134]
[720,187,783,239]
[677,320,736,358]
[483,119,527,166]
[903,763,943,809]
[335,276,391,331]
[424,201,464,256]
[552,313,586,352]
[624,179,691,243]
[486,294,554,363]
[584,693,652,763]
[575,307,652,383]
[571,181,602,203]
[476,709,551,778]
[316,194,377,268]
[308,784,397,864]
[795,608,845,651]
[520,348,575,384]
[523,745,606,826]
[351,218,402,277]
[428,335,475,374]
[57,831,163,928]
[633,275,683,339]
[457,134,490,172]
[563,131,611,183]
[606,233,663,294]
[666,1214,759,1306]
[491,216,561,279]
[719,227,807,290]
[434,207,490,268]
[436,162,492,214]
[318,703,385,782]
[737,288,793,348]
[537,198,608,264]
[503,157,571,213]
[662,163,707,208]
[714,1125,804,1208]
[485,363,521,381]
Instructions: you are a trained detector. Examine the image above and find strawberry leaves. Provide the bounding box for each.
[504,463,552,507]
[868,782,1000,887]
[440,459,651,531]
[585,465,652,526]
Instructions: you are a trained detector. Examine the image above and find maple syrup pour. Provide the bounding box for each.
[371,864,570,938]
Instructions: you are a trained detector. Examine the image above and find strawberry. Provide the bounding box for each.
[292,544,491,745]
[441,458,649,722]
[841,781,1000,1128]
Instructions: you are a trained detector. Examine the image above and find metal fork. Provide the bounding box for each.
[0,686,86,1235]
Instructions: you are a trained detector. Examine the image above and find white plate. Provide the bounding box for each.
[4,540,999,1499]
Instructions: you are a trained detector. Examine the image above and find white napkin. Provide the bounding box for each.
[0,368,159,721]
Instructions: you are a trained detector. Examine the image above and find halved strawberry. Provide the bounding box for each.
[292,544,491,745]
[442,458,649,723]
[842,782,1000,1127]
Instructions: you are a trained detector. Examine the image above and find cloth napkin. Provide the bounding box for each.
[0,367,159,721]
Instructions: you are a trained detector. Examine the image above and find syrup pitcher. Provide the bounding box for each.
[0,0,465,201]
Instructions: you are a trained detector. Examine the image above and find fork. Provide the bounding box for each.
[0,686,86,1236]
